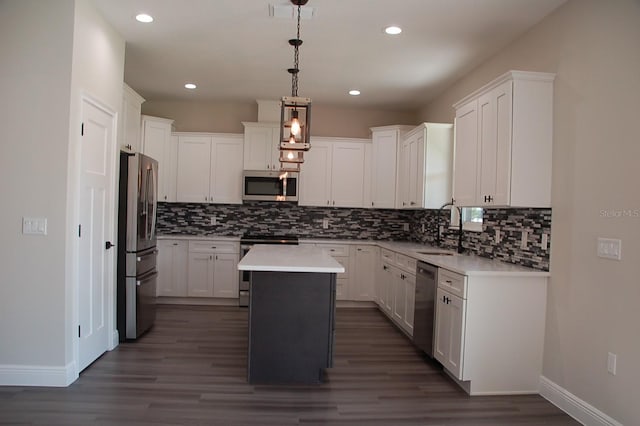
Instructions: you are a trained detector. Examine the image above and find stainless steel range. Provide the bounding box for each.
[239,235,299,307]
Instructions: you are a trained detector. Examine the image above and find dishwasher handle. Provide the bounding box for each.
[416,262,437,280]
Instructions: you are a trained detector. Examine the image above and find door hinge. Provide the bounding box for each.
[81,122,84,136]
[78,325,81,338]
[78,224,82,237]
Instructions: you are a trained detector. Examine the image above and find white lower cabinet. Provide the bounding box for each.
[378,248,416,337]
[313,243,351,300]
[351,245,377,301]
[434,287,466,378]
[186,240,239,298]
[433,268,548,395]
[157,239,188,297]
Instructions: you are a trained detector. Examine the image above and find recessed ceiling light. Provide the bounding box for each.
[384,26,402,35]
[184,83,197,89]
[349,90,361,96]
[135,13,153,23]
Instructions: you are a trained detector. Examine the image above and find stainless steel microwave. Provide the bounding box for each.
[242,170,299,202]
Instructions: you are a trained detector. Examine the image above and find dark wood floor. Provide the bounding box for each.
[0,305,579,425]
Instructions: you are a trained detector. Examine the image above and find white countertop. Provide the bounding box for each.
[305,239,549,277]
[237,245,346,273]
[158,235,240,242]
[376,241,550,277]
[159,235,548,277]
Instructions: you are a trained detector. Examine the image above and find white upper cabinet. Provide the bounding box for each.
[369,126,413,209]
[119,83,144,152]
[175,133,243,204]
[141,115,176,202]
[396,123,454,209]
[298,137,371,208]
[452,70,555,208]
[299,141,331,206]
[242,122,280,171]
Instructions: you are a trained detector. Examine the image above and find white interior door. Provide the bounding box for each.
[78,98,115,372]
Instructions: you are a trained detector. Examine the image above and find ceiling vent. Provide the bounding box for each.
[269,3,315,20]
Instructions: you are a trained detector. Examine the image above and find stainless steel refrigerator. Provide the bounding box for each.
[117,151,158,341]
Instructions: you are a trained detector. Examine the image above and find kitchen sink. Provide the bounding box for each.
[415,251,455,256]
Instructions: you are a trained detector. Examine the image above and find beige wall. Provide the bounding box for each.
[419,1,640,423]
[142,100,418,138]
[0,0,125,383]
[0,0,75,368]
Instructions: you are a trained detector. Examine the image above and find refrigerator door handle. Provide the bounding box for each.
[149,163,157,240]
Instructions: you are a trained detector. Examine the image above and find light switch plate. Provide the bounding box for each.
[597,238,622,260]
[322,218,329,229]
[23,217,47,235]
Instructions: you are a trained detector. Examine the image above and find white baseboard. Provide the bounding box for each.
[0,362,77,387]
[109,329,119,351]
[539,376,622,426]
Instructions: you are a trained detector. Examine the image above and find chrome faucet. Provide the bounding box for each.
[436,200,465,254]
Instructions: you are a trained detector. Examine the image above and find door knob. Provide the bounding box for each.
[105,241,115,250]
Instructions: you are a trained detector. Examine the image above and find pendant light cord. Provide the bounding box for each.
[291,3,301,97]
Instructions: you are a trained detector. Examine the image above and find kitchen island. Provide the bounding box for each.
[237,244,345,384]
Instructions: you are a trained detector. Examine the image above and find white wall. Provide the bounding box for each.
[0,0,124,385]
[419,1,640,424]
[0,0,75,370]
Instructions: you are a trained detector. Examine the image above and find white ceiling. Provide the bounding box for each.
[93,0,566,111]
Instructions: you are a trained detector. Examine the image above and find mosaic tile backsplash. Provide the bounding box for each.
[157,202,551,271]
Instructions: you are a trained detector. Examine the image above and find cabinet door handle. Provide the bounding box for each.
[410,201,416,206]
[332,201,335,206]
[371,202,374,206]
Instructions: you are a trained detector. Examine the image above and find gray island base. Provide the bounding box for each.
[248,271,336,384]
[237,245,345,385]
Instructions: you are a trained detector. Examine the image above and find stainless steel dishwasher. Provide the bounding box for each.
[413,261,438,357]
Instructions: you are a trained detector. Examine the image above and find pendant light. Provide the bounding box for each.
[279,0,311,172]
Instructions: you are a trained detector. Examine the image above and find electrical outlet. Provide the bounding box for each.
[520,230,528,249]
[597,238,621,260]
[494,229,501,244]
[322,218,329,229]
[210,216,217,226]
[421,223,425,233]
[403,223,409,232]
[607,352,617,375]
[541,233,548,250]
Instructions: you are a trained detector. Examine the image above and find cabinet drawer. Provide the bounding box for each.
[438,268,467,299]
[381,248,395,263]
[188,240,238,254]
[319,244,350,257]
[396,253,417,273]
